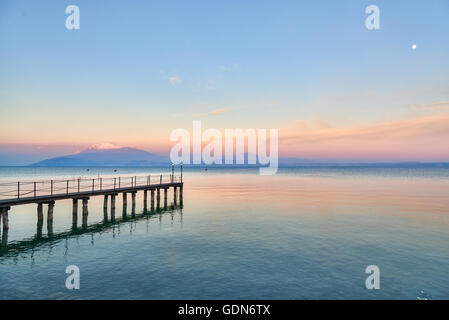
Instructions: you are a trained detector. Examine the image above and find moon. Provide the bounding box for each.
[411,44,417,50]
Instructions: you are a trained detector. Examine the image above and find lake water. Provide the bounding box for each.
[0,166,448,299]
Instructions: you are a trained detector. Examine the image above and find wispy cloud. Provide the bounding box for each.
[88,143,122,150]
[199,108,227,116]
[279,113,449,161]
[282,113,449,144]
[407,100,449,110]
[168,75,182,86]
[194,99,280,115]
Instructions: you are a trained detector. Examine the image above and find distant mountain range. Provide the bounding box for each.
[32,146,169,167]
[30,145,449,168]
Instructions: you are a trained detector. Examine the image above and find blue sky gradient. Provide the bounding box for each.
[1,0,449,164]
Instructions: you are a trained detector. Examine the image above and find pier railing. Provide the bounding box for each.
[0,174,182,200]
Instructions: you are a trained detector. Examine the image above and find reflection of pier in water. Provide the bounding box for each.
[0,200,184,257]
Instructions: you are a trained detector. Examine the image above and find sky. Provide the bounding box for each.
[1,0,449,164]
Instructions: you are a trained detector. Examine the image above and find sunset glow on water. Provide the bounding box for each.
[1,167,448,299]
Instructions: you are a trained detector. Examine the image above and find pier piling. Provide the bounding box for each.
[131,191,136,217]
[103,195,108,210]
[47,201,55,222]
[47,202,54,236]
[37,203,44,237]
[122,193,127,216]
[37,218,43,238]
[82,198,89,228]
[110,194,116,221]
[72,199,78,226]
[180,185,183,206]
[174,187,178,204]
[82,198,88,215]
[151,189,155,211]
[131,191,136,207]
[37,203,43,222]
[2,207,10,230]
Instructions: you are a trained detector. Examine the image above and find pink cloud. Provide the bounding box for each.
[279,113,449,161]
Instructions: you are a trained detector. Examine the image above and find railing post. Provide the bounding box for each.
[100,178,102,190]
[34,181,36,198]
[135,176,137,187]
[51,180,53,195]
[114,177,116,190]
[119,177,121,189]
[131,177,133,187]
[17,181,20,199]
[66,180,69,195]
[78,178,80,192]
[160,174,162,184]
[92,178,94,192]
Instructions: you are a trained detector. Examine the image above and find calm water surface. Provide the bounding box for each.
[0,166,448,299]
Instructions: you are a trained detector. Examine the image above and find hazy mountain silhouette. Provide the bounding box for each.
[32,146,169,167]
[30,145,449,168]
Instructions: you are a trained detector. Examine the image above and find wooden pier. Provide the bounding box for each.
[0,173,184,233]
